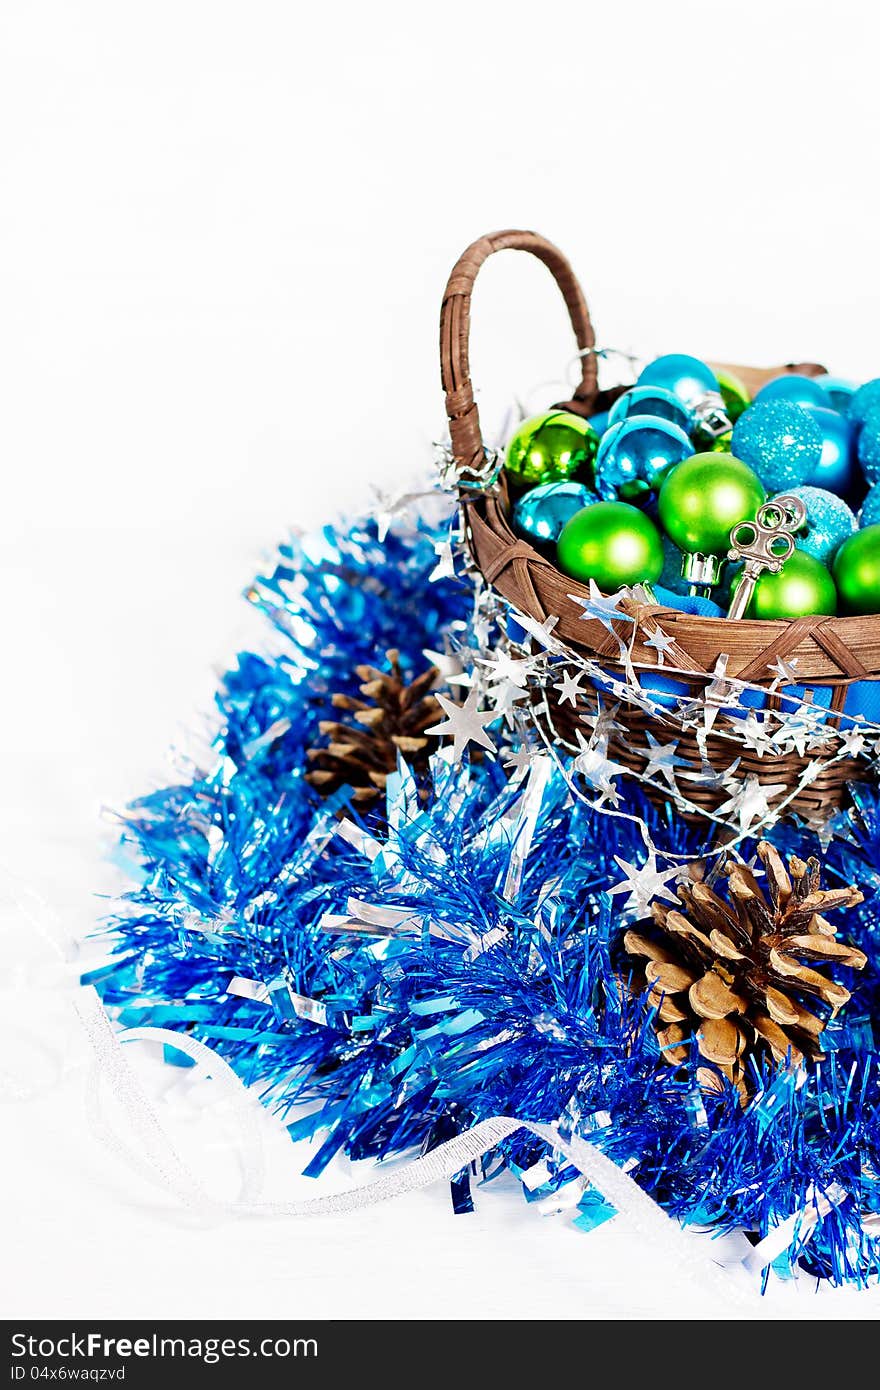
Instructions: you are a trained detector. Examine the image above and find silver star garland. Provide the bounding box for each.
[643,626,676,665]
[715,774,788,833]
[641,732,686,790]
[423,467,880,843]
[607,851,682,919]
[428,687,497,762]
[767,655,800,686]
[553,668,586,707]
[429,535,457,583]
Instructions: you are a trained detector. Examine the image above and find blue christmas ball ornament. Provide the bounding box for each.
[857,404,880,484]
[788,485,857,563]
[636,354,719,408]
[859,482,880,528]
[512,480,596,545]
[802,404,858,496]
[607,385,694,434]
[816,374,857,412]
[587,409,610,438]
[593,415,693,501]
[847,378,880,429]
[731,399,823,492]
[753,374,827,408]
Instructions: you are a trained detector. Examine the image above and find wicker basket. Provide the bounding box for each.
[440,230,880,821]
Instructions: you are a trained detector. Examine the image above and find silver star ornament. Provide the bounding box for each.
[427,687,496,763]
[607,851,682,919]
[553,668,585,707]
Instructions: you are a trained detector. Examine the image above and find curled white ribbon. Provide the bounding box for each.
[74,986,759,1307]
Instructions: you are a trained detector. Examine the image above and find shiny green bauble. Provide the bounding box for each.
[832,524,880,615]
[731,548,837,619]
[658,452,766,555]
[556,501,663,591]
[504,411,599,489]
[707,429,734,454]
[715,370,751,423]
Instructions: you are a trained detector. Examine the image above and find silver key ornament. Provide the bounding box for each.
[726,493,807,620]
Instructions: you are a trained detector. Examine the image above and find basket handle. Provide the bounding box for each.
[440,230,598,481]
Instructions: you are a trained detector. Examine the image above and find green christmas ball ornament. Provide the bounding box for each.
[503,411,599,489]
[715,369,751,423]
[730,548,837,620]
[556,501,663,592]
[618,477,654,503]
[657,453,766,556]
[832,525,880,615]
[707,429,734,454]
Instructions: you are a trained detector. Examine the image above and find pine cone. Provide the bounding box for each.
[624,842,867,1095]
[306,650,441,804]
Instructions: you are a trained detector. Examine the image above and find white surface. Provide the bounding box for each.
[3,0,880,1320]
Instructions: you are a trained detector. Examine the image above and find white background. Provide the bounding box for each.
[2,0,880,1321]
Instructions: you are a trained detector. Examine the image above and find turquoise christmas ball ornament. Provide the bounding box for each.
[556,500,664,591]
[753,374,827,408]
[636,354,719,408]
[512,480,596,545]
[587,409,610,438]
[816,374,857,412]
[856,404,880,485]
[847,378,880,430]
[731,400,823,492]
[802,404,858,496]
[788,485,857,563]
[593,415,693,502]
[859,483,880,528]
[607,385,694,434]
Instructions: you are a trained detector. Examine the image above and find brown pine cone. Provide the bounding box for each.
[624,841,866,1096]
[305,649,441,804]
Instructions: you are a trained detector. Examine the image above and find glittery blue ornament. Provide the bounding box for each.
[816,374,857,412]
[857,403,880,485]
[802,404,858,496]
[593,415,693,502]
[847,378,880,429]
[512,480,596,545]
[859,481,880,528]
[607,385,694,434]
[730,400,823,493]
[788,485,857,563]
[636,354,719,408]
[753,374,827,408]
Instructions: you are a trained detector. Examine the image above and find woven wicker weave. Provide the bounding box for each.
[440,230,878,819]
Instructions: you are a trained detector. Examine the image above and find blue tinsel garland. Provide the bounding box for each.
[90,498,880,1289]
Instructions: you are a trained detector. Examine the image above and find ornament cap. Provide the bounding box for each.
[691,391,733,442]
[681,551,722,591]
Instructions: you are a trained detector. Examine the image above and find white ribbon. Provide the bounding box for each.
[74,986,760,1307]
